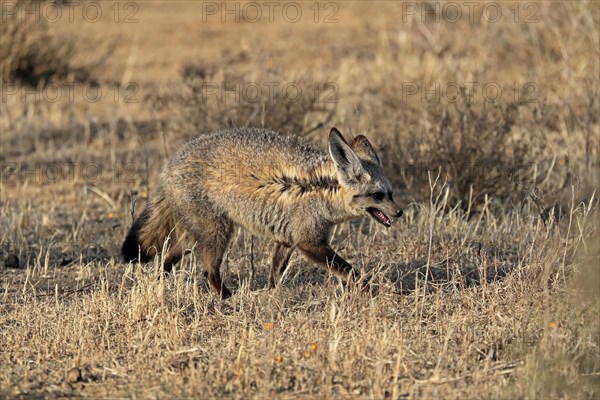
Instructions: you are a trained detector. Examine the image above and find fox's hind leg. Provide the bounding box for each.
[268,243,294,289]
[190,218,234,299]
[162,241,183,273]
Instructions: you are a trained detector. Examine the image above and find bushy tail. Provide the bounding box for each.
[121,187,176,263]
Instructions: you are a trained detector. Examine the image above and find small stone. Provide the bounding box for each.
[67,367,82,383]
[4,254,19,269]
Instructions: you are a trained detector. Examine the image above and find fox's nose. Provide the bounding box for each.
[396,209,403,218]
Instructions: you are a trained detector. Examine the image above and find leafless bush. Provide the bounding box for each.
[0,0,106,86]
[376,95,575,214]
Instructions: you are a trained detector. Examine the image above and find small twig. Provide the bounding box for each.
[302,105,337,137]
[84,184,117,210]
[248,236,255,289]
[129,190,138,221]
[161,130,170,160]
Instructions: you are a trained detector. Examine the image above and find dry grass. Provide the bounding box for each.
[1,1,599,398]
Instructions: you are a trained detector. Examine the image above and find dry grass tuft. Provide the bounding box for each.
[380,99,548,212]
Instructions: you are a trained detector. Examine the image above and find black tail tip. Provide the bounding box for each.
[121,229,150,263]
[121,208,152,263]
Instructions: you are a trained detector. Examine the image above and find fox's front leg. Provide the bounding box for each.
[269,243,294,289]
[298,241,360,284]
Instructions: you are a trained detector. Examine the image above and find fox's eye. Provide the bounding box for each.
[372,192,385,201]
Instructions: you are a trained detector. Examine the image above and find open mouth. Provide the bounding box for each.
[367,207,392,227]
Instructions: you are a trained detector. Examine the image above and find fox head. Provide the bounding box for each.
[329,127,403,227]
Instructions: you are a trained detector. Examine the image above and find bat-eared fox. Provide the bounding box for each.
[122,127,403,298]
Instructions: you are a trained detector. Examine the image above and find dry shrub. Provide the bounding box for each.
[374,93,589,216]
[0,0,106,86]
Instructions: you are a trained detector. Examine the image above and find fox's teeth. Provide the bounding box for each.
[376,210,390,225]
[367,207,391,226]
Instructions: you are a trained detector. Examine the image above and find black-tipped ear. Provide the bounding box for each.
[329,128,365,181]
[329,127,348,144]
[351,135,382,166]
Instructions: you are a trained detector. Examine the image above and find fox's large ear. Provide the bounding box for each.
[329,128,366,182]
[351,135,382,167]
